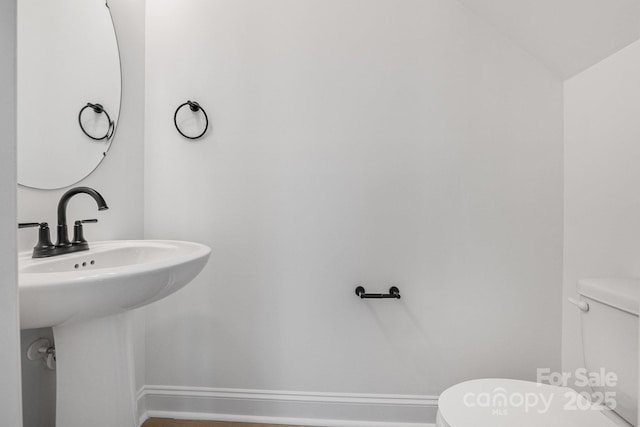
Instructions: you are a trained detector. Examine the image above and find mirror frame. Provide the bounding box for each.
[18,0,123,190]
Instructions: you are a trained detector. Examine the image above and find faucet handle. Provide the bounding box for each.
[18,222,54,258]
[75,219,98,225]
[19,222,43,228]
[73,219,98,244]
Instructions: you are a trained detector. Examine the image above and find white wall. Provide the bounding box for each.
[563,40,640,381]
[17,0,145,424]
[0,0,23,425]
[144,0,564,424]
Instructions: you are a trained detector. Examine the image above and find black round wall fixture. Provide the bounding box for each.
[174,100,209,140]
[78,103,114,141]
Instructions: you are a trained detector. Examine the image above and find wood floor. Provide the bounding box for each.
[142,419,307,427]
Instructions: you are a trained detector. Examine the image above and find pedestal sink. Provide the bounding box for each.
[19,240,211,427]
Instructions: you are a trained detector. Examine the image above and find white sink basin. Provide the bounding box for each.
[19,239,211,329]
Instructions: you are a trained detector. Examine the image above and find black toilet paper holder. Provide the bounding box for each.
[355,286,401,299]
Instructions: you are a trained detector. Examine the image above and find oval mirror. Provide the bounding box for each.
[17,0,121,190]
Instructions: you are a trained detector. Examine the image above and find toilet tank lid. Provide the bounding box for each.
[577,278,640,316]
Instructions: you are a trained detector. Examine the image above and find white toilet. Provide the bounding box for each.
[437,278,639,426]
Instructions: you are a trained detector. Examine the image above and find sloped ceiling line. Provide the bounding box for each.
[456,0,640,79]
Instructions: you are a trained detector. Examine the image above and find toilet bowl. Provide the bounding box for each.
[436,278,639,427]
[436,378,626,426]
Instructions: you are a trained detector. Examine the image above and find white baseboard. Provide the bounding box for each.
[137,385,438,427]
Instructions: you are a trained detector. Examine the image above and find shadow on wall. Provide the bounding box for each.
[363,300,446,388]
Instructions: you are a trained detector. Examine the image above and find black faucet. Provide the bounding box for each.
[56,187,109,248]
[19,187,109,258]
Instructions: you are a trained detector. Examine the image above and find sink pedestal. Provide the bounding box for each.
[54,312,138,427]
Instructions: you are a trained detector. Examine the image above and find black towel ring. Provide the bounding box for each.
[174,100,209,140]
[78,103,114,141]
